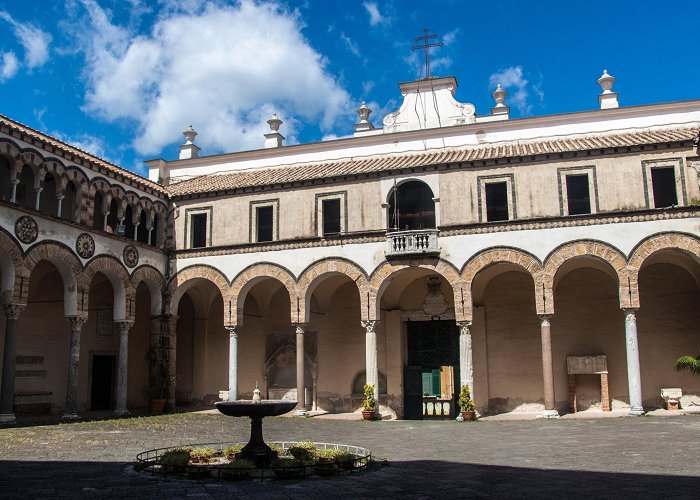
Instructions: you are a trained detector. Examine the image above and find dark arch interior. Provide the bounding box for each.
[388,180,435,231]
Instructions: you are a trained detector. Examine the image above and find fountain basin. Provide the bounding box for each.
[215,400,297,417]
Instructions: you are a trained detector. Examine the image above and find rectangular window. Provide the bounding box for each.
[485,182,509,221]
[566,174,591,215]
[651,167,678,208]
[256,205,273,242]
[190,213,207,248]
[322,198,341,236]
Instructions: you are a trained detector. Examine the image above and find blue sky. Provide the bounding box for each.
[1,1,699,177]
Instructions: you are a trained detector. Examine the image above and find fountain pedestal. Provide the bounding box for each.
[215,400,297,464]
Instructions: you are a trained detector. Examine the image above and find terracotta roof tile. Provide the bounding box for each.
[167,126,699,197]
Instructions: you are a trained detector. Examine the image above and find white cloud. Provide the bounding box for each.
[488,66,542,115]
[51,130,110,161]
[362,80,375,96]
[0,10,52,70]
[0,52,19,81]
[339,31,361,58]
[363,2,383,26]
[442,28,459,46]
[68,0,352,156]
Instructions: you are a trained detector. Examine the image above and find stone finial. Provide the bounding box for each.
[354,101,376,134]
[179,124,200,160]
[264,114,285,148]
[597,69,619,109]
[491,83,509,118]
[253,381,261,402]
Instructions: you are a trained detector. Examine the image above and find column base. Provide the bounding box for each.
[628,406,645,416]
[62,412,81,421]
[114,408,130,417]
[0,413,17,424]
[294,409,308,417]
[538,409,560,419]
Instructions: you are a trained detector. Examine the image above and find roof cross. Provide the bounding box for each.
[411,28,443,79]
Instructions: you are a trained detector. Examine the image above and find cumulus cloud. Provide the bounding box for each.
[0,10,52,70]
[0,52,19,81]
[67,0,352,156]
[488,66,542,115]
[363,2,384,26]
[51,130,112,162]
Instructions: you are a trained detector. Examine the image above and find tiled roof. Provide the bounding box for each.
[0,114,167,195]
[167,127,700,197]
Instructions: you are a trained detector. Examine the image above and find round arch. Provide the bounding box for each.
[23,242,83,316]
[130,265,166,316]
[84,256,132,320]
[387,179,436,231]
[230,263,297,325]
[297,257,370,323]
[543,240,629,314]
[0,228,23,304]
[167,265,231,318]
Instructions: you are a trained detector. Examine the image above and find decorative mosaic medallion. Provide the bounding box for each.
[14,216,38,244]
[123,245,139,268]
[75,233,95,259]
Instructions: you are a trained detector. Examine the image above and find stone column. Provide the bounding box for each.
[623,309,644,415]
[64,315,87,419]
[147,227,153,246]
[10,179,18,203]
[293,323,307,415]
[539,315,559,418]
[456,321,474,401]
[33,187,42,211]
[133,223,140,241]
[225,326,238,401]
[114,321,133,416]
[56,195,64,218]
[0,304,25,424]
[362,320,379,404]
[165,315,178,412]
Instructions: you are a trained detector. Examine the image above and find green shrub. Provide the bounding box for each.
[225,457,254,469]
[363,384,377,412]
[288,440,317,460]
[158,448,190,467]
[458,384,475,412]
[223,444,243,460]
[189,447,215,464]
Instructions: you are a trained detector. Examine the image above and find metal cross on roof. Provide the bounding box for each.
[411,28,443,79]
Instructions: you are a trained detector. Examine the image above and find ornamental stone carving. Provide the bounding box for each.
[123,245,139,268]
[14,215,38,244]
[75,233,95,259]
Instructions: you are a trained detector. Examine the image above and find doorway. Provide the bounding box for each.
[90,354,116,411]
[404,320,459,420]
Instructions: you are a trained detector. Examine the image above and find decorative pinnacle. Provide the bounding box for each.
[492,84,507,107]
[597,69,615,93]
[356,101,372,123]
[182,125,197,144]
[267,113,283,132]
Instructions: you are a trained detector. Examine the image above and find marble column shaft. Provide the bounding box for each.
[294,324,306,414]
[0,304,25,424]
[539,315,559,418]
[226,326,238,401]
[362,320,379,403]
[64,315,87,419]
[623,309,644,415]
[114,321,133,416]
[457,321,474,400]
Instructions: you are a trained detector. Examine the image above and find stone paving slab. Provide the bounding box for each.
[1,413,700,498]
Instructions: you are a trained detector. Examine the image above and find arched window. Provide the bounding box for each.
[17,165,34,209]
[388,180,435,231]
[151,213,159,247]
[352,371,387,395]
[61,181,79,222]
[137,209,149,244]
[40,173,58,217]
[93,191,104,229]
[106,198,119,234]
[0,156,11,202]
[124,205,135,239]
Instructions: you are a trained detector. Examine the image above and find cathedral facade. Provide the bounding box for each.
[1,71,699,422]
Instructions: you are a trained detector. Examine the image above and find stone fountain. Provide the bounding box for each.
[215,383,297,464]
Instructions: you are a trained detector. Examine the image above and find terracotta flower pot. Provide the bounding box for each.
[149,398,166,413]
[461,410,476,421]
[362,410,377,421]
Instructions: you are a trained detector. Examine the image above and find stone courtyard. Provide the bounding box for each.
[1,412,699,499]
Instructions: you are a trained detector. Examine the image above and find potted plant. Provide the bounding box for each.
[362,383,378,420]
[458,384,476,421]
[146,345,169,413]
[675,353,700,375]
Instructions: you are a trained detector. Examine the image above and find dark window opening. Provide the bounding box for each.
[322,198,341,236]
[651,167,678,208]
[0,156,11,202]
[106,199,119,234]
[17,165,34,209]
[151,214,159,247]
[191,213,208,248]
[388,181,435,231]
[62,181,78,221]
[93,192,104,229]
[566,174,591,215]
[124,206,135,240]
[137,210,149,244]
[40,173,57,216]
[485,182,509,221]
[256,206,273,242]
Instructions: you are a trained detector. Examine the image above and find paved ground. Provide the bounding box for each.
[1,411,699,499]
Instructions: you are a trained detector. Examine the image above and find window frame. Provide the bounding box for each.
[315,191,347,237]
[477,174,516,223]
[642,158,686,209]
[184,206,213,249]
[249,198,279,243]
[557,166,599,216]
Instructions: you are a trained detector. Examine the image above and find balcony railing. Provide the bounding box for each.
[386,229,439,257]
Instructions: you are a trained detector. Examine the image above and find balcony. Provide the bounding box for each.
[386,229,440,258]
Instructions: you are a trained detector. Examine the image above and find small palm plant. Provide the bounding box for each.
[675,353,700,375]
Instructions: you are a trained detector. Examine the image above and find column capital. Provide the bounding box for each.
[538,315,552,326]
[456,320,472,333]
[361,320,378,334]
[225,325,238,338]
[3,304,26,320]
[292,323,308,334]
[622,308,638,324]
[115,321,134,335]
[66,314,88,329]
